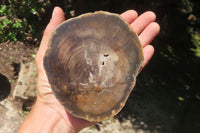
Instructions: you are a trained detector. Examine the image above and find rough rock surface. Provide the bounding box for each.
[0,61,37,133]
[80,118,149,133]
[13,61,37,101]
[0,99,24,133]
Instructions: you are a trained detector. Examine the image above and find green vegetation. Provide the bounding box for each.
[0,0,50,42]
[191,32,200,58]
[21,110,30,117]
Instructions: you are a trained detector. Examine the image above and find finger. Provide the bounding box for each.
[120,10,138,24]
[36,7,65,69]
[39,7,65,57]
[131,11,156,34]
[140,45,154,72]
[139,22,160,47]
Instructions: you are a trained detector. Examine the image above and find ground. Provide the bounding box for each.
[0,42,37,133]
[0,41,161,133]
[0,41,37,100]
[0,40,200,133]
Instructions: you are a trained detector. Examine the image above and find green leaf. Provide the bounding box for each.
[0,5,7,15]
[32,54,36,58]
[3,19,12,25]
[13,21,22,28]
[0,0,50,42]
[31,8,37,15]
[178,96,184,101]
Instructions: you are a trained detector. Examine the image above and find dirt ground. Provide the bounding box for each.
[0,41,182,133]
[0,42,37,101]
[0,42,38,132]
[0,41,153,133]
[1,41,200,133]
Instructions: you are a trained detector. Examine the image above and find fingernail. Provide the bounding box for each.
[52,7,56,18]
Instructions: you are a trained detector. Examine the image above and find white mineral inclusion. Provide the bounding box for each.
[84,50,92,65]
[88,72,97,87]
[98,54,107,76]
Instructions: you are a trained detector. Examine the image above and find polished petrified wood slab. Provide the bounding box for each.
[44,11,144,122]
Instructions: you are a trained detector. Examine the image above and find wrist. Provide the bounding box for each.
[36,94,95,132]
[18,98,78,133]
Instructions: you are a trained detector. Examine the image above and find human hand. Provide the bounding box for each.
[20,7,159,133]
[120,10,160,71]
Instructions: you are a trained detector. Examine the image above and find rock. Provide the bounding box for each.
[80,118,149,133]
[0,99,24,133]
[13,61,37,101]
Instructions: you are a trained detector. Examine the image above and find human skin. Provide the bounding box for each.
[18,7,160,133]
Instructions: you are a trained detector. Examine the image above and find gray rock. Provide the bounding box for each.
[13,61,37,101]
[0,61,37,133]
[0,99,24,133]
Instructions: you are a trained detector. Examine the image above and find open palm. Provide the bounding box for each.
[24,7,160,132]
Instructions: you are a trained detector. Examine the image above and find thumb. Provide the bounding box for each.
[44,7,66,38]
[36,7,65,71]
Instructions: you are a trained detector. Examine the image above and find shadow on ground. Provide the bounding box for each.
[0,74,11,101]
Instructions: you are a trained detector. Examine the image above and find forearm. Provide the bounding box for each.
[18,99,77,133]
